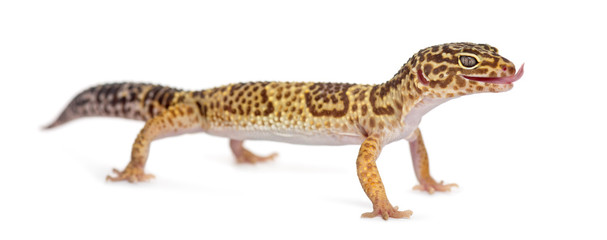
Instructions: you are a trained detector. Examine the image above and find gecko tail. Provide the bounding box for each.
[43,117,66,130]
[44,82,180,130]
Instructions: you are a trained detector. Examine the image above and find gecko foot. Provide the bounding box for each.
[106,168,155,183]
[235,150,278,164]
[413,180,458,194]
[361,202,413,220]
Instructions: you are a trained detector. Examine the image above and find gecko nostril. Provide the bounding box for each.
[502,66,508,72]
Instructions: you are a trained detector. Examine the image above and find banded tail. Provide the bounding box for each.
[45,83,182,129]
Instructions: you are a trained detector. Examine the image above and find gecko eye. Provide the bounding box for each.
[458,54,480,69]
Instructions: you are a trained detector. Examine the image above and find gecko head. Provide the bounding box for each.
[405,42,524,99]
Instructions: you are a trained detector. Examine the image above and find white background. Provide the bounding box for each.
[1,0,606,239]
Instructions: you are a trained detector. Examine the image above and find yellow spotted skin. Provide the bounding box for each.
[46,42,522,220]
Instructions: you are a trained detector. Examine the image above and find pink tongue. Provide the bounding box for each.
[463,64,525,84]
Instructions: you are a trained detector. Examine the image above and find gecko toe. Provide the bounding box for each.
[414,180,458,194]
[106,167,155,183]
[361,202,413,220]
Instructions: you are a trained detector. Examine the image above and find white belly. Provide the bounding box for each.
[206,127,366,146]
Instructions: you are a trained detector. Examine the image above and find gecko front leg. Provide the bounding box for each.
[408,128,458,194]
[357,135,413,220]
[229,139,277,164]
[106,103,204,182]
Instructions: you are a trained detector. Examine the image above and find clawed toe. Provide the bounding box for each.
[362,205,413,220]
[414,180,458,194]
[106,168,155,183]
[236,151,278,164]
[361,201,413,220]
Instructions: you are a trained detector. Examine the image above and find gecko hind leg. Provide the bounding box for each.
[229,139,278,164]
[107,103,204,183]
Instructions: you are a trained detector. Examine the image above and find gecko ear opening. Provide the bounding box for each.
[417,69,429,86]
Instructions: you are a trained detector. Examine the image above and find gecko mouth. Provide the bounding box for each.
[461,64,525,84]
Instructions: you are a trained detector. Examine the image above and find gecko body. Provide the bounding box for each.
[46,43,524,219]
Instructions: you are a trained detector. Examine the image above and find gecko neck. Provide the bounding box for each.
[375,62,455,140]
[373,62,425,117]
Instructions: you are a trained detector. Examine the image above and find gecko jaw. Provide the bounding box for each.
[461,63,525,84]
